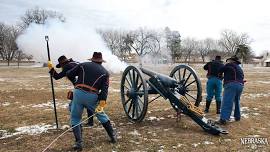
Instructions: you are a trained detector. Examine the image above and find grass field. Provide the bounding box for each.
[0,64,269,152]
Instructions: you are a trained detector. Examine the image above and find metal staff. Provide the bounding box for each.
[45,36,59,129]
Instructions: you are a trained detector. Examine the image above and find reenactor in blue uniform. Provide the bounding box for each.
[48,55,94,127]
[66,52,116,151]
[217,56,244,125]
[203,56,224,114]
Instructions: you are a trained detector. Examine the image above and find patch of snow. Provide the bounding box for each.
[2,102,10,107]
[33,75,49,78]
[0,123,55,139]
[243,93,270,99]
[167,115,176,119]
[128,130,141,136]
[241,113,249,119]
[21,101,69,109]
[147,116,164,121]
[253,108,259,111]
[224,139,232,142]
[163,128,170,132]
[257,81,270,84]
[177,144,183,147]
[192,143,200,148]
[151,139,159,142]
[241,107,250,112]
[61,125,70,130]
[248,135,260,137]
[203,141,214,145]
[252,113,260,116]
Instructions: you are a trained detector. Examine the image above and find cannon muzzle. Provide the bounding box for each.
[140,67,177,88]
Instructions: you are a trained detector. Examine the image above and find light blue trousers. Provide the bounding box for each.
[70,89,109,126]
[220,82,243,120]
[206,77,222,102]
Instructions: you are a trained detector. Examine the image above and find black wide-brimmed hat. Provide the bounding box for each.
[88,52,106,63]
[56,55,72,68]
[226,55,241,64]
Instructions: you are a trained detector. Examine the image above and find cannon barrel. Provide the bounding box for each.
[140,67,177,88]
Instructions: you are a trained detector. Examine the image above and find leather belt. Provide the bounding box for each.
[75,84,98,94]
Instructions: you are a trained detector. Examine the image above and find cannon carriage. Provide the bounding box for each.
[120,64,228,135]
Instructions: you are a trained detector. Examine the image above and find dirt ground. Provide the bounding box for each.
[0,64,269,152]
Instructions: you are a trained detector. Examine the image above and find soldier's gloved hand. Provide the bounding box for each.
[47,61,53,70]
[95,100,107,113]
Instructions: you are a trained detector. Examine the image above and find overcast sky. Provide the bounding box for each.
[0,0,269,55]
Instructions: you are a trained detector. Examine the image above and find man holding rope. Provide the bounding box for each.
[66,52,116,151]
[48,55,94,127]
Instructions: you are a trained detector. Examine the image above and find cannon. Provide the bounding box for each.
[120,64,228,135]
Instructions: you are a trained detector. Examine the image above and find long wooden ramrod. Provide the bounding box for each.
[45,36,59,129]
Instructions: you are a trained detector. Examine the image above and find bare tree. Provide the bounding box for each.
[235,44,253,64]
[218,29,252,55]
[181,37,198,63]
[99,29,131,61]
[14,50,24,67]
[0,23,21,66]
[19,7,65,30]
[128,28,161,57]
[196,38,217,62]
[164,27,181,63]
[25,54,33,61]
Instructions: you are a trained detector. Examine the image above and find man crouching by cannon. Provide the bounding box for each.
[66,52,116,151]
[48,55,95,127]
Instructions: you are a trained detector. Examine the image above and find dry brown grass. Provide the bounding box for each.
[0,65,269,152]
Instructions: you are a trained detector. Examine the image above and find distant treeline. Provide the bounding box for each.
[0,7,254,66]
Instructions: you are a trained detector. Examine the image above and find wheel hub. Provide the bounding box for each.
[127,88,137,99]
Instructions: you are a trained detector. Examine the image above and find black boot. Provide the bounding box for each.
[204,100,211,113]
[72,125,83,151]
[216,101,221,114]
[102,121,117,143]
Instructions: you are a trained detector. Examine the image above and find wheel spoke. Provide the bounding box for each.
[182,68,186,80]
[137,82,143,90]
[135,72,139,87]
[125,77,132,87]
[185,92,197,101]
[132,69,136,86]
[132,100,136,118]
[127,100,133,114]
[185,80,196,88]
[178,69,181,81]
[135,102,139,118]
[173,74,177,80]
[128,71,133,86]
[137,100,142,113]
[124,98,132,105]
[183,73,192,86]
[138,97,144,105]
[123,84,130,90]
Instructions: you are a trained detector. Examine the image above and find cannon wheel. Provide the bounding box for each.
[120,66,148,122]
[169,64,202,107]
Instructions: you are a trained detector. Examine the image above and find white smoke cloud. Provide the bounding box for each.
[16,18,127,73]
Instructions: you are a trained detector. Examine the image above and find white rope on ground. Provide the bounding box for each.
[41,113,97,152]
